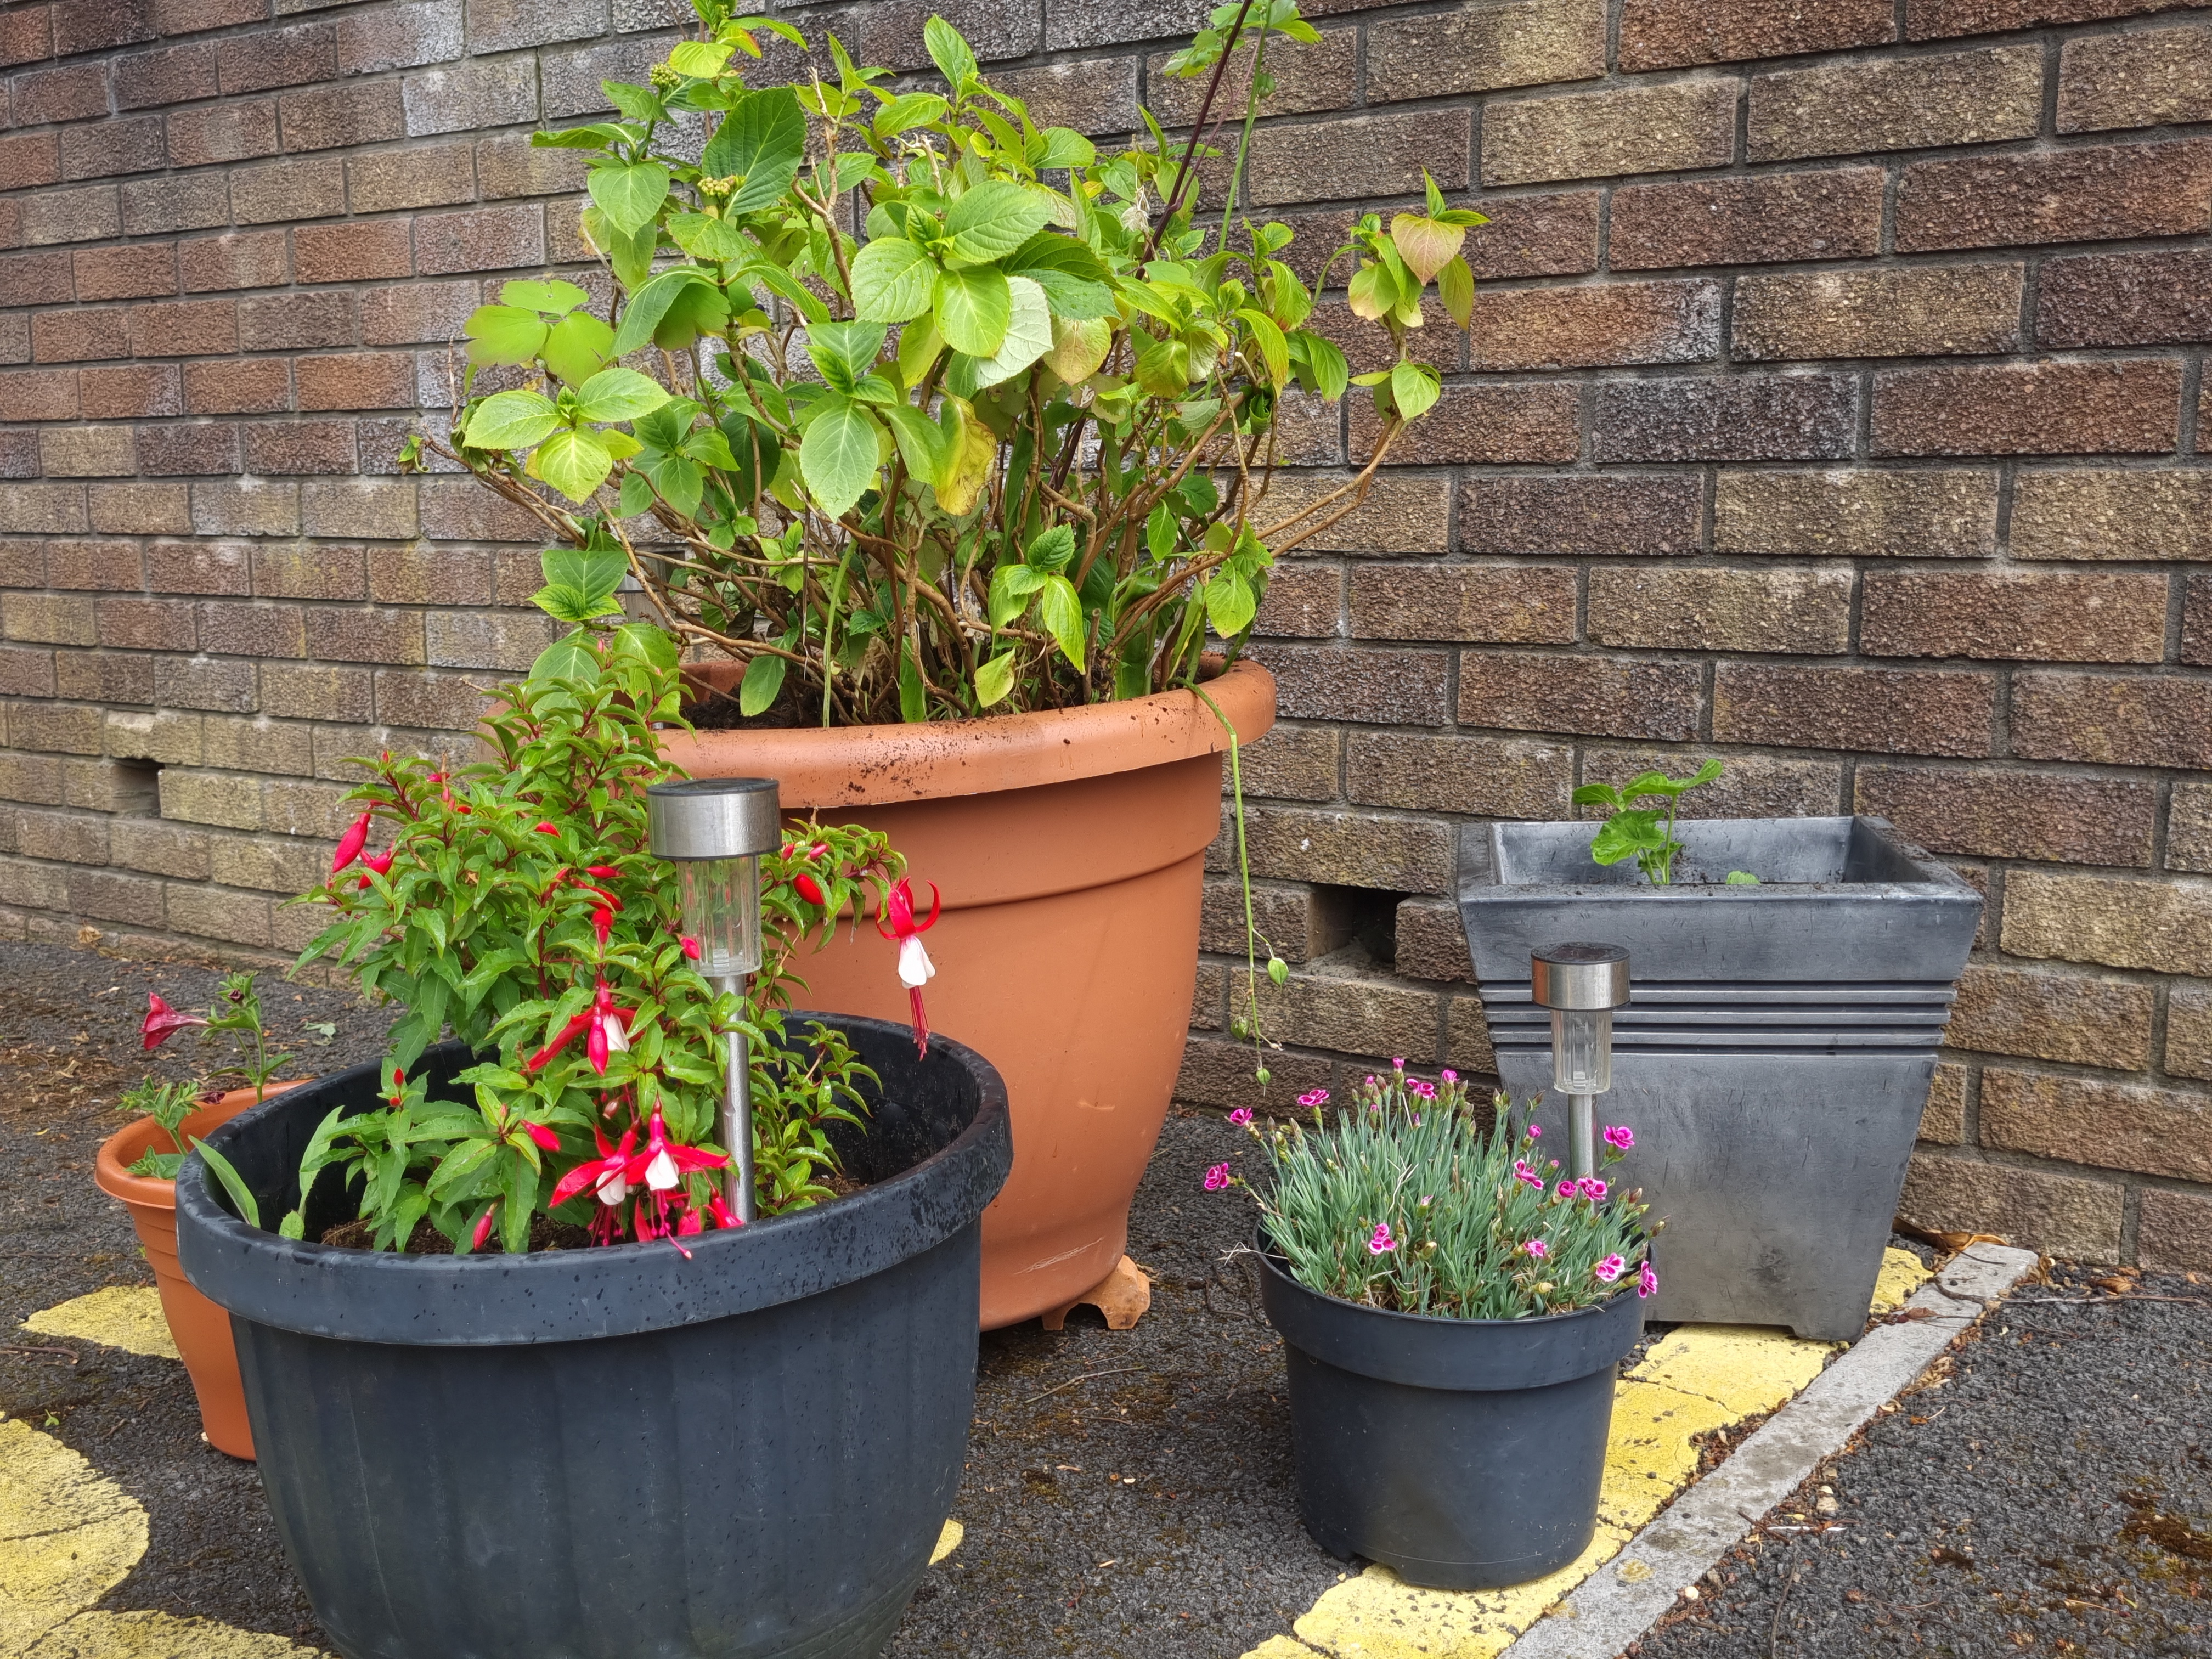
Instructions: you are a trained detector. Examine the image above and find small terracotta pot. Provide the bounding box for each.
[93,1081,308,1459]
[664,660,1274,1328]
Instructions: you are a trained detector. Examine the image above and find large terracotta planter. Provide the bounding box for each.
[665,660,1275,1327]
[93,1082,306,1458]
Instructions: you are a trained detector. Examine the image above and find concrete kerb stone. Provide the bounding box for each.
[1497,1243,2042,1659]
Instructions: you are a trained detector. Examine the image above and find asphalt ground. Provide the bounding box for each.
[1626,1261,2212,1659]
[5,937,2203,1659]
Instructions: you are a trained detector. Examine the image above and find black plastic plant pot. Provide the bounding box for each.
[1256,1240,1645,1591]
[173,1015,1013,1659]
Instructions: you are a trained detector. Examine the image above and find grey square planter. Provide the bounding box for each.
[1458,816,1980,1340]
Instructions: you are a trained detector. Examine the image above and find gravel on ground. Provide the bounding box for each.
[1626,1261,2211,1659]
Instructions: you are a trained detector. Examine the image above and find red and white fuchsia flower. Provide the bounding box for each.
[876,877,941,1057]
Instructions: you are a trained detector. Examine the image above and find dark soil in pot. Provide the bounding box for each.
[174,1015,1013,1659]
[1257,1239,1646,1592]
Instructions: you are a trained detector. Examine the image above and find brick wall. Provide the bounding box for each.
[3,0,2211,1268]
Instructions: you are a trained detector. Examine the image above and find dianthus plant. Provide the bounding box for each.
[433,1,1480,725]
[1209,1066,1655,1319]
[286,556,906,1254]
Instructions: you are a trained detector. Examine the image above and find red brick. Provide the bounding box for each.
[1734,264,2023,360]
[78,362,178,419]
[1897,140,2212,252]
[216,23,334,95]
[1984,1069,2212,1185]
[1350,732,1571,821]
[87,481,187,535]
[12,63,110,127]
[38,424,135,477]
[30,308,128,364]
[252,542,366,601]
[198,599,303,657]
[1589,567,1850,654]
[1349,385,1578,466]
[1350,565,1577,645]
[1748,47,2042,163]
[0,6,50,70]
[95,596,195,652]
[42,534,139,590]
[1483,80,1736,187]
[239,292,354,353]
[0,133,59,193]
[2139,1188,2212,1273]
[70,242,175,303]
[19,184,120,246]
[229,155,346,225]
[124,297,235,358]
[183,357,289,415]
[294,352,413,412]
[293,220,410,284]
[1854,764,2157,866]
[134,422,239,476]
[1872,360,2181,457]
[345,142,473,215]
[1593,374,1855,462]
[147,537,252,595]
[58,115,164,182]
[117,172,224,237]
[279,79,404,153]
[1,247,71,299]
[2059,24,2212,134]
[2189,574,2212,667]
[165,99,277,170]
[111,42,217,111]
[1471,279,1719,371]
[150,0,268,33]
[1249,644,1451,726]
[1716,469,1999,558]
[1907,1,2212,42]
[178,230,286,294]
[2011,672,2212,770]
[0,368,77,421]
[1622,0,1893,69]
[2036,250,2212,348]
[1459,650,1701,741]
[1712,664,1995,757]
[1864,571,2169,664]
[411,205,547,276]
[1609,168,1884,272]
[1459,475,1702,555]
[241,420,356,475]
[1367,1,1604,99]
[52,0,155,55]
[334,0,466,76]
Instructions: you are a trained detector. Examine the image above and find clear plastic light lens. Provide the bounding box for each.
[677,855,761,978]
[1551,1007,1612,1096]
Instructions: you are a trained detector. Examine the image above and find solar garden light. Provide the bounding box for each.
[646,777,779,1223]
[1531,943,1631,1182]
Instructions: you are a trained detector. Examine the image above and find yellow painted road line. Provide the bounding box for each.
[930,1519,964,1565]
[1242,1250,1933,1659]
[23,1290,179,1362]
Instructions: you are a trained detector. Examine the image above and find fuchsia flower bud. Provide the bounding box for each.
[331,810,372,873]
[592,906,613,948]
[522,1121,561,1153]
[534,822,558,836]
[680,935,702,961]
[471,1204,498,1251]
[794,872,826,906]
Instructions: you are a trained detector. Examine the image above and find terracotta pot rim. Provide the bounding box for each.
[663,658,1276,806]
[94,1081,311,1212]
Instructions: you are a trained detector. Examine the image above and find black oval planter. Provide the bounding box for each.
[175,1015,1012,1659]
[1256,1239,1644,1590]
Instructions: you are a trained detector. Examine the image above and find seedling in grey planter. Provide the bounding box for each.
[1460,815,1979,1340]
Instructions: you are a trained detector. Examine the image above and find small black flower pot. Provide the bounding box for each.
[175,1015,1012,1659]
[1257,1240,1645,1590]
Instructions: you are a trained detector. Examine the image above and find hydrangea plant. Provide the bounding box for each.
[1208,1065,1656,1319]
[281,551,907,1254]
[430,1,1480,724]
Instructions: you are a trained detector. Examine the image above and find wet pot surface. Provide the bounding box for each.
[173,1017,1013,1659]
[1257,1243,1644,1590]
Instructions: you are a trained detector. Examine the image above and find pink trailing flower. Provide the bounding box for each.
[1512,1159,1544,1190]
[356,848,394,890]
[876,877,941,1058]
[1602,1125,1634,1151]
[331,810,372,874]
[1523,1238,1549,1259]
[549,1126,639,1210]
[1555,1180,1576,1201]
[1203,1163,1232,1192]
[1297,1088,1330,1108]
[1409,1078,1437,1100]
[141,992,207,1052]
[1594,1254,1627,1283]
[1368,1222,1398,1255]
[1638,1261,1658,1300]
[1228,1108,1253,1126]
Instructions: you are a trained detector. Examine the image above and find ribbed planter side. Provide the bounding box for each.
[662,660,1275,1328]
[175,1018,1013,1659]
[1257,1243,1644,1590]
[1459,816,1982,1341]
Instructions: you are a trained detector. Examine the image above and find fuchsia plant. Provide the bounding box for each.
[281,551,912,1254]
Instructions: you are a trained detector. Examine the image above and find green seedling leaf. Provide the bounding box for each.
[924,16,978,91]
[502,279,591,315]
[190,1137,261,1231]
[738,652,786,716]
[973,649,1017,708]
[1725,870,1762,885]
